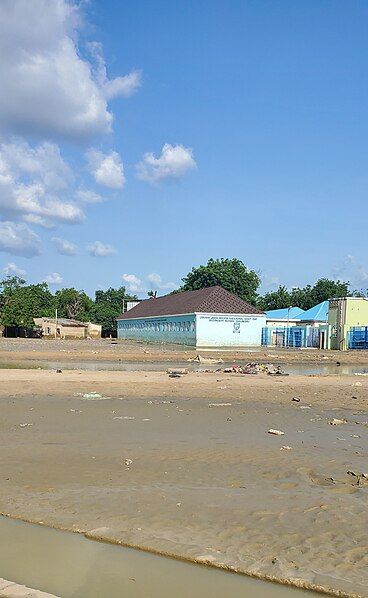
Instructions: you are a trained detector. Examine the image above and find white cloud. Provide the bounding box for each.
[0,221,41,257]
[122,274,144,293]
[333,255,368,290]
[75,189,103,204]
[0,139,72,189]
[136,143,196,184]
[0,0,141,139]
[87,42,141,100]
[3,262,26,276]
[86,149,125,189]
[0,139,85,227]
[44,272,63,285]
[147,273,176,291]
[87,240,116,257]
[52,237,77,256]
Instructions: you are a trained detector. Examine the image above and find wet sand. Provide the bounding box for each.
[1,337,368,365]
[0,367,367,596]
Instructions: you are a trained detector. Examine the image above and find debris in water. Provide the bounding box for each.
[82,392,102,399]
[329,418,347,426]
[188,355,224,364]
[124,459,133,467]
[168,373,181,378]
[216,362,288,376]
[268,429,285,436]
[209,402,232,407]
[292,397,300,402]
[56,369,62,373]
[19,423,33,428]
[280,445,292,450]
[81,392,112,400]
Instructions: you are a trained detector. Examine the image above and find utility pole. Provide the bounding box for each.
[285,306,291,348]
[55,308,58,339]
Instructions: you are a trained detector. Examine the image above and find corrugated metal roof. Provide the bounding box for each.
[265,307,305,320]
[297,301,329,322]
[37,317,88,327]
[117,286,263,320]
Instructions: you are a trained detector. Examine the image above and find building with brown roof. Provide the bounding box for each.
[117,286,265,347]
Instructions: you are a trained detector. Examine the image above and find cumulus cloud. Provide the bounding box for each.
[3,262,26,276]
[87,240,116,257]
[0,138,85,228]
[0,221,41,257]
[86,149,125,189]
[122,274,144,293]
[44,272,63,284]
[52,236,77,256]
[0,0,141,139]
[87,42,141,100]
[147,273,176,291]
[333,254,368,290]
[136,143,196,184]
[75,189,103,204]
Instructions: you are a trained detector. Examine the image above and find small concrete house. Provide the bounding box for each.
[329,297,368,350]
[117,286,265,347]
[34,317,102,339]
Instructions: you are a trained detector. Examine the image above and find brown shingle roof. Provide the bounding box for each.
[117,286,263,319]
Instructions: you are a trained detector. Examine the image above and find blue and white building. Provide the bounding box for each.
[117,286,265,348]
[262,301,329,348]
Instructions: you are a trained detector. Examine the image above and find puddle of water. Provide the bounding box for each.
[0,516,318,598]
[1,359,368,377]
[284,364,368,376]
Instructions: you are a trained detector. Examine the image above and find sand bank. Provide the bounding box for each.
[0,368,367,596]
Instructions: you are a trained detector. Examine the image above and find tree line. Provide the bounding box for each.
[179,258,365,311]
[0,258,365,337]
[0,276,137,337]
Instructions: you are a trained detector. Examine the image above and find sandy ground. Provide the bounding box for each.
[0,365,367,597]
[1,337,368,365]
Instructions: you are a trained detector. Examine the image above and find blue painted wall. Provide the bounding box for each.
[117,314,196,345]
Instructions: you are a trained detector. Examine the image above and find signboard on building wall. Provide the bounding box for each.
[196,314,265,347]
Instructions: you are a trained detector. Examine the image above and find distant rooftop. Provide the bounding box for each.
[265,307,305,320]
[35,317,88,328]
[298,301,329,322]
[117,286,263,320]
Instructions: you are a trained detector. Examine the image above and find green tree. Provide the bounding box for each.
[307,278,350,309]
[259,278,352,311]
[54,288,93,321]
[0,276,26,319]
[1,282,54,329]
[180,258,260,304]
[257,285,291,310]
[92,286,137,336]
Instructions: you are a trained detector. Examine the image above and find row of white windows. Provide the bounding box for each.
[120,321,195,333]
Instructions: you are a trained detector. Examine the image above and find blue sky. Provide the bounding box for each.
[0,0,367,297]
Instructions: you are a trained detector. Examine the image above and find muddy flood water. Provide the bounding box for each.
[0,516,318,598]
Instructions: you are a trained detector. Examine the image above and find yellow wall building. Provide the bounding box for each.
[328,297,368,350]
